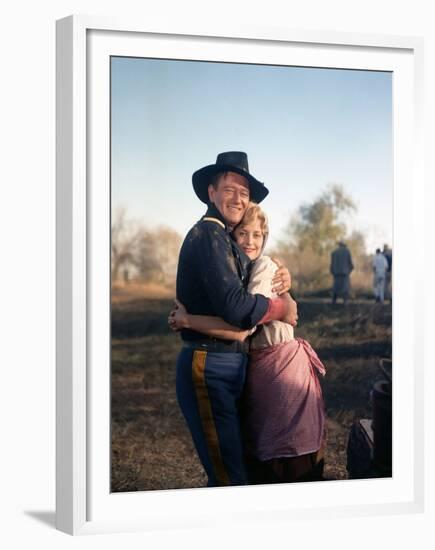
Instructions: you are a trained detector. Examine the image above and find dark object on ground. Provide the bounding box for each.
[372,380,392,472]
[347,358,392,479]
[346,419,376,478]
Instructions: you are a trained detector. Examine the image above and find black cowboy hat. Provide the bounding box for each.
[192,151,269,204]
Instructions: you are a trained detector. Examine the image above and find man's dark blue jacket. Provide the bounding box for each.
[176,204,269,341]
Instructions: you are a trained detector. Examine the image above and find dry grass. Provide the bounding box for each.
[111,293,391,491]
[111,281,175,304]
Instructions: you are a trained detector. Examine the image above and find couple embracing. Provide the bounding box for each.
[169,152,327,487]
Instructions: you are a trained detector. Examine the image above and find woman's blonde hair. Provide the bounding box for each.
[239,202,269,239]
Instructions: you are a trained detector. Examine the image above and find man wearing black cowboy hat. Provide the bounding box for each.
[172,152,295,487]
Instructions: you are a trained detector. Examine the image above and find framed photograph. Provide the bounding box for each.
[56,15,425,535]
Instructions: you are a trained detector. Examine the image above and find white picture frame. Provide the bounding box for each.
[56,14,425,535]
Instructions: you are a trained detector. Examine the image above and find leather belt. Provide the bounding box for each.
[183,339,249,353]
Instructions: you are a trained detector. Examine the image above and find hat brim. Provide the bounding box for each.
[192,164,269,204]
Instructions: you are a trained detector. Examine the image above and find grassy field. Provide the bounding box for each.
[111,286,392,492]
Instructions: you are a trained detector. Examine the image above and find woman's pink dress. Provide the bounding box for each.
[243,338,326,461]
[243,255,326,461]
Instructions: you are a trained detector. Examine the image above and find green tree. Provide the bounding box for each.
[271,184,368,294]
[286,184,356,253]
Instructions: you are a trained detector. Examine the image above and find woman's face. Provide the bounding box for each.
[233,218,264,260]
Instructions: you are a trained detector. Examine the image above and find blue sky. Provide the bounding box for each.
[111,57,392,252]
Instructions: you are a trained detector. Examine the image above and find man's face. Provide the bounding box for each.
[208,172,250,227]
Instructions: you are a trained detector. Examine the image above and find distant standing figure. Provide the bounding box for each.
[382,244,392,302]
[372,248,389,303]
[330,241,354,304]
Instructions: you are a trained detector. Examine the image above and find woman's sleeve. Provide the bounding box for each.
[247,256,278,299]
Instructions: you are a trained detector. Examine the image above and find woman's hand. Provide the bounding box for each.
[168,298,189,332]
[271,257,291,295]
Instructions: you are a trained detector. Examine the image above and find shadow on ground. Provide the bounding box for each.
[24,511,56,529]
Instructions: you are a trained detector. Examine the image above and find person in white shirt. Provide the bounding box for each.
[372,248,389,303]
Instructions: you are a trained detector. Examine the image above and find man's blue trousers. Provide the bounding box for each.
[176,347,248,486]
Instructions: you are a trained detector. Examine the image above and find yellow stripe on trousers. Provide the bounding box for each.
[192,350,231,486]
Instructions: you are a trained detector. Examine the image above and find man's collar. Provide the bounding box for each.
[202,204,253,264]
[203,204,230,231]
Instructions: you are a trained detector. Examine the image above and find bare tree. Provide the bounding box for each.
[134,230,162,282]
[111,208,182,286]
[111,207,143,282]
[134,226,182,284]
[153,226,182,285]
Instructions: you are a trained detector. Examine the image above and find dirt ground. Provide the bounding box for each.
[111,292,392,491]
